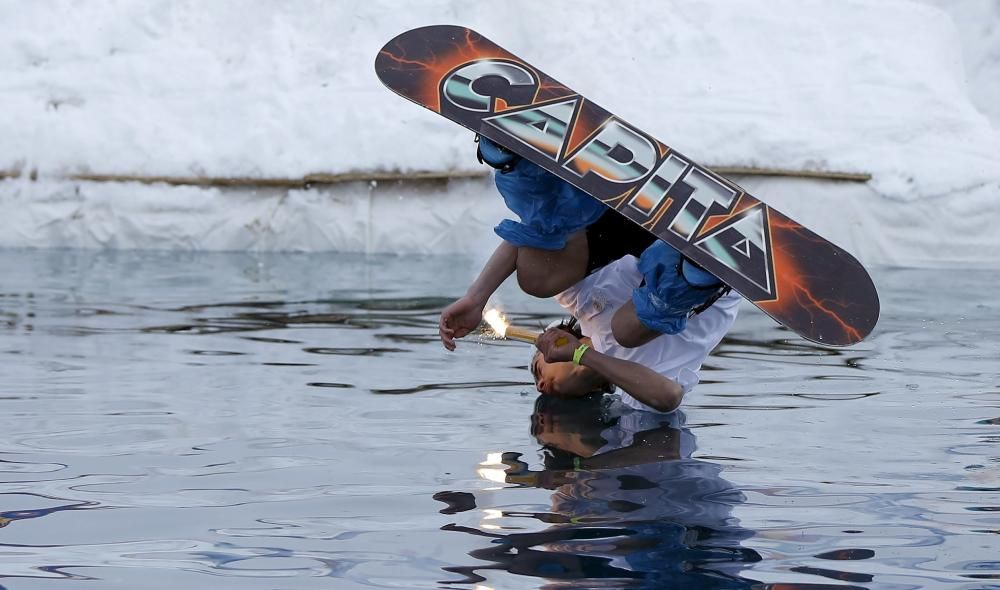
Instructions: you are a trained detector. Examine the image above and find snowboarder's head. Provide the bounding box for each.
[529,318,614,397]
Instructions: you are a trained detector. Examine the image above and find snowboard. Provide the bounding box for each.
[375,25,879,346]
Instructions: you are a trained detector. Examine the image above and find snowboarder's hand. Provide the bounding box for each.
[439,296,485,351]
[535,328,581,364]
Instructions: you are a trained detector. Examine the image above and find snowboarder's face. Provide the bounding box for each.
[530,351,607,397]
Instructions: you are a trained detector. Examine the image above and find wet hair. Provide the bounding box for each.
[555,316,585,339]
[530,394,618,470]
[531,393,617,428]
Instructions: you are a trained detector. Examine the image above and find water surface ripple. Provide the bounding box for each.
[0,250,996,589]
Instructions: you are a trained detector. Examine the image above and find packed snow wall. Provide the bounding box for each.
[1,0,997,265]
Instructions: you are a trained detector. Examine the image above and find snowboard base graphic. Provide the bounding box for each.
[375,25,879,346]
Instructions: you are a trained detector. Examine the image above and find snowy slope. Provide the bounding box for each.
[0,0,998,263]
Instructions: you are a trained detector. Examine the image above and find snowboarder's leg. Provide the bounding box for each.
[478,137,601,296]
[513,230,589,297]
[613,241,726,347]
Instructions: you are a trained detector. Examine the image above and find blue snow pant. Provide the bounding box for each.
[479,137,605,250]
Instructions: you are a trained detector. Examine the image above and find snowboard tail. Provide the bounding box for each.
[375,25,879,346]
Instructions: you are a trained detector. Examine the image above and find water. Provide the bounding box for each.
[0,249,996,589]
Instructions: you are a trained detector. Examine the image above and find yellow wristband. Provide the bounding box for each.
[572,344,590,365]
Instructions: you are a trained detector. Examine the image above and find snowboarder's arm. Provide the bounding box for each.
[537,328,683,412]
[465,241,518,304]
[439,242,517,350]
[578,347,683,413]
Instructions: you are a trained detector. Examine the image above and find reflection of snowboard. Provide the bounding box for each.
[375,25,879,346]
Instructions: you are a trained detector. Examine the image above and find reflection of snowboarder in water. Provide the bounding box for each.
[436,394,761,588]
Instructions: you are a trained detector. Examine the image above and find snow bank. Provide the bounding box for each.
[3,172,994,267]
[916,0,1000,129]
[0,175,506,254]
[1,0,997,263]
